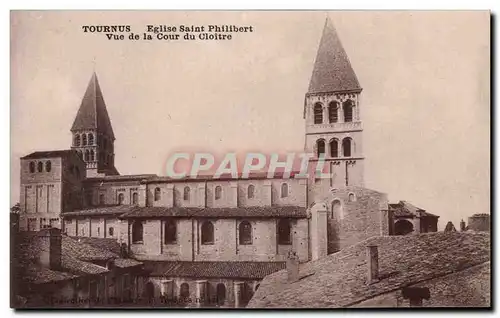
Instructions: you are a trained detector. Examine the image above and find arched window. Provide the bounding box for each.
[29,161,35,173]
[164,220,177,244]
[88,133,94,145]
[132,221,143,243]
[37,162,43,172]
[348,193,356,202]
[90,149,95,161]
[84,150,90,161]
[328,101,339,123]
[277,219,291,245]
[313,103,323,124]
[332,200,343,220]
[99,194,105,205]
[132,192,139,205]
[82,134,87,146]
[118,193,125,205]
[394,220,414,236]
[343,100,354,122]
[154,187,161,201]
[108,227,114,236]
[77,150,83,159]
[180,283,190,298]
[316,139,325,157]
[215,186,222,200]
[74,134,81,147]
[342,138,352,157]
[201,221,214,245]
[247,184,255,199]
[216,283,226,306]
[183,187,190,201]
[330,139,339,158]
[239,221,252,245]
[281,183,289,198]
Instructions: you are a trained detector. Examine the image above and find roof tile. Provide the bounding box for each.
[143,261,285,279]
[248,232,490,308]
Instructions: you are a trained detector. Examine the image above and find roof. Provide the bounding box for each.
[84,174,157,183]
[71,237,122,255]
[62,205,307,219]
[308,18,361,94]
[21,149,80,160]
[71,72,115,139]
[62,235,118,262]
[248,231,490,308]
[143,261,285,279]
[114,258,143,268]
[121,206,308,219]
[61,205,135,217]
[61,255,109,275]
[13,231,142,288]
[389,200,439,218]
[470,213,490,218]
[15,263,78,285]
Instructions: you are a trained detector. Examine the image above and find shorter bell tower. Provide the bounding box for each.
[71,72,119,177]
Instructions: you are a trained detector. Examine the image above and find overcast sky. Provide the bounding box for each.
[10,11,490,229]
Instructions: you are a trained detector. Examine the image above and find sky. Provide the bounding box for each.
[10,11,490,229]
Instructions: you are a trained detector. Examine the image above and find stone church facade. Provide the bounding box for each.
[16,19,439,308]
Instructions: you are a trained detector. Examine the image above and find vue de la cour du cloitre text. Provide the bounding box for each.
[81,24,255,41]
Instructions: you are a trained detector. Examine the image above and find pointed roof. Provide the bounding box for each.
[71,72,115,139]
[308,18,361,94]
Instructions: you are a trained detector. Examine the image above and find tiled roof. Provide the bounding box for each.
[21,149,80,160]
[13,232,143,287]
[61,205,133,217]
[72,237,122,255]
[389,201,439,218]
[71,72,115,139]
[16,263,77,285]
[62,255,109,275]
[114,258,143,268]
[62,236,118,261]
[248,232,490,308]
[143,261,285,279]
[120,206,308,219]
[308,18,361,94]
[85,174,157,182]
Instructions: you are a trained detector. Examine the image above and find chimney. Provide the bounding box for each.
[402,287,430,307]
[366,244,379,284]
[459,219,466,232]
[37,228,62,271]
[286,251,299,283]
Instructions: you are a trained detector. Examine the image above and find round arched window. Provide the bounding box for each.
[45,161,51,173]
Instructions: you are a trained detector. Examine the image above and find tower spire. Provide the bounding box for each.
[308,17,361,94]
[71,72,118,177]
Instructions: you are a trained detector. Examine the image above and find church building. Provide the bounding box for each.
[16,18,439,308]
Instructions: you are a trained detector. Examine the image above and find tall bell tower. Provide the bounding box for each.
[70,72,119,177]
[304,18,364,187]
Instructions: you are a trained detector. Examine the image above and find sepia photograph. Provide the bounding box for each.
[9,10,491,309]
